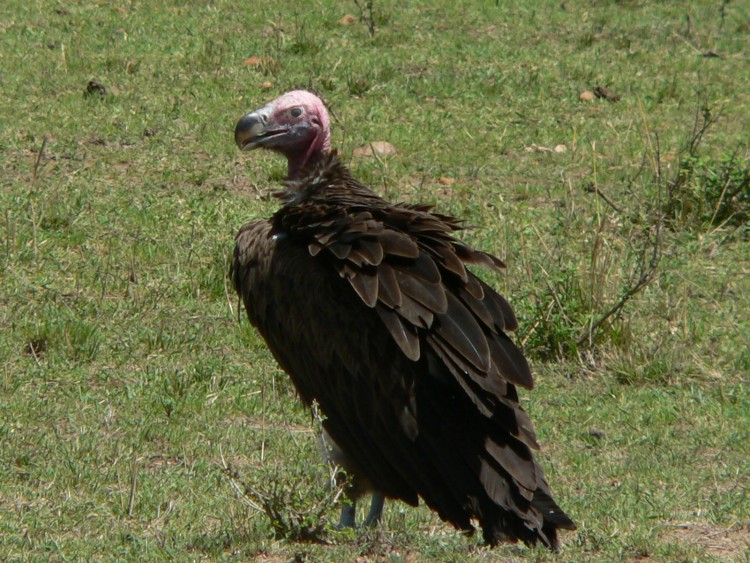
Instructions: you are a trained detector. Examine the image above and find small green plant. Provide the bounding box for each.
[517,168,663,360]
[669,151,749,231]
[221,449,342,542]
[288,18,320,56]
[353,0,376,38]
[662,106,749,232]
[346,71,371,96]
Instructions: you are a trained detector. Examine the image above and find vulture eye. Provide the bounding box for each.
[290,107,303,118]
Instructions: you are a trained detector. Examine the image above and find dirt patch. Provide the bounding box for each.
[663,521,750,560]
[222,416,314,435]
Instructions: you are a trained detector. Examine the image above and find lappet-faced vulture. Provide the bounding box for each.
[231,90,575,549]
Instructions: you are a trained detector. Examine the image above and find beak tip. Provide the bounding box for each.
[234,112,262,150]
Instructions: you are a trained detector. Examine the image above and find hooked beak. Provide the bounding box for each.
[235,108,287,151]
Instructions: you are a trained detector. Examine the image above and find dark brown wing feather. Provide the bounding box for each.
[232,152,575,549]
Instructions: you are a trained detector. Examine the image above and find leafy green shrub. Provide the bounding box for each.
[668,151,749,231]
[221,424,344,543]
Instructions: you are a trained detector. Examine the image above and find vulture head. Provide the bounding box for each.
[235,90,331,178]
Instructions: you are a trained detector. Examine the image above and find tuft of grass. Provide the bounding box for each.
[669,147,750,232]
[221,449,341,543]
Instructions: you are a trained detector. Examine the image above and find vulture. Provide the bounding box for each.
[231,90,576,549]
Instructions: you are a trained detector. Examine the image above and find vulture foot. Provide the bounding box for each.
[337,491,385,529]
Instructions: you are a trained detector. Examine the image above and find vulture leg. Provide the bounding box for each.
[323,428,385,528]
[363,491,385,527]
[338,499,357,529]
[338,491,385,529]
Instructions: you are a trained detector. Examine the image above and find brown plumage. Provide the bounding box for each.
[231,91,575,549]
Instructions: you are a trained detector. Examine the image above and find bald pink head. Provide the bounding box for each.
[235,90,331,179]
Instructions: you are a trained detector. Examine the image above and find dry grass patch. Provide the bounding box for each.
[663,521,750,561]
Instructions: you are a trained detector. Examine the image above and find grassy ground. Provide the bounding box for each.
[1,0,749,561]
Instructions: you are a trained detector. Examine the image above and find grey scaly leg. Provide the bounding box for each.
[363,492,385,527]
[338,499,357,528]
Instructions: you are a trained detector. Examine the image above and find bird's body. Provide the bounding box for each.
[231,91,575,549]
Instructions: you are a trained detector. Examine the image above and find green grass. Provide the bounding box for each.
[1,0,749,560]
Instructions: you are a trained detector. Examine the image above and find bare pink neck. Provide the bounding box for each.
[286,130,331,180]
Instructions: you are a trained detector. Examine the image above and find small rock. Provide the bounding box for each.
[85,80,108,99]
[579,90,596,101]
[525,143,547,153]
[594,85,621,102]
[588,428,605,440]
[526,143,566,154]
[243,55,273,67]
[353,141,397,157]
[25,338,47,356]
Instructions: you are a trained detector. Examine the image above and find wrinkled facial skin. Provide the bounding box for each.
[235,91,331,178]
[234,103,318,152]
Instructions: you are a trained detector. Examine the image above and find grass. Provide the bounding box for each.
[1,0,749,560]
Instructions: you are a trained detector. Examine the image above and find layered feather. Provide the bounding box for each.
[231,151,575,549]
